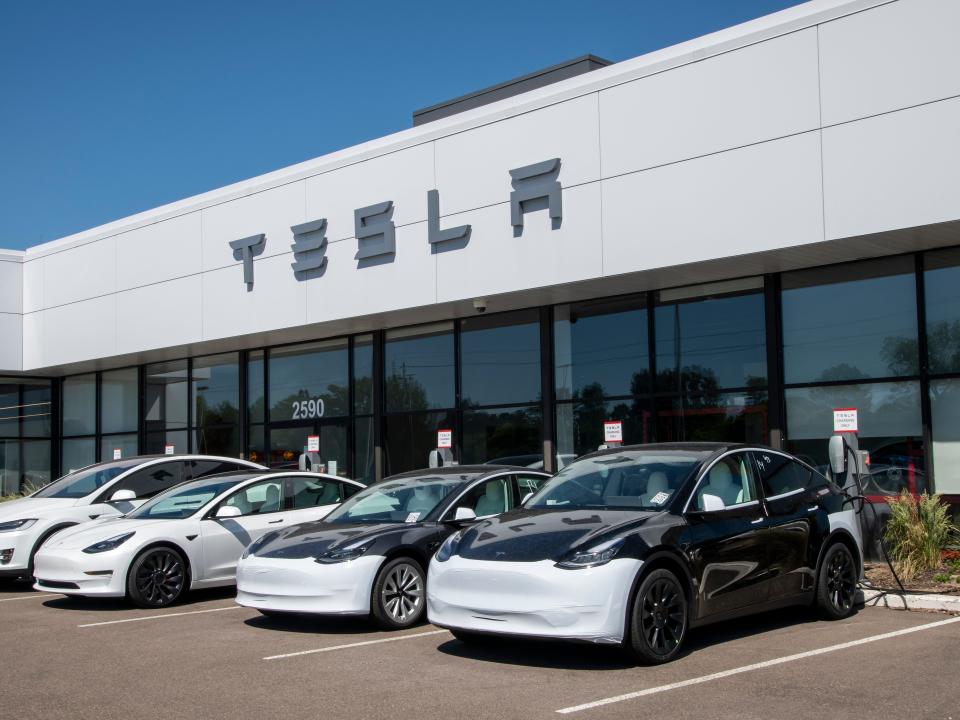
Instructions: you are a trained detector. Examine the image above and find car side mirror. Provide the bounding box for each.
[454,507,477,522]
[700,494,726,513]
[215,505,243,519]
[109,489,136,502]
[520,492,534,506]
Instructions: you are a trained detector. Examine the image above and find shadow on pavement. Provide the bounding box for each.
[243,612,385,636]
[41,585,237,612]
[0,577,35,594]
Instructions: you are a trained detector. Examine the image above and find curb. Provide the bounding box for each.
[859,587,960,613]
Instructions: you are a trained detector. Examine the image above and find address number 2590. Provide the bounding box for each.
[292,398,325,420]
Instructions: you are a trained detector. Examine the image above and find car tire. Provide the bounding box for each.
[126,547,187,608]
[370,557,425,630]
[816,542,858,620]
[626,568,688,665]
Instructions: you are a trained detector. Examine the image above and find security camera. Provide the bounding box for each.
[473,298,487,314]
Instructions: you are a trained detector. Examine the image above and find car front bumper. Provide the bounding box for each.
[236,554,384,615]
[427,556,642,645]
[32,547,128,597]
[0,527,43,575]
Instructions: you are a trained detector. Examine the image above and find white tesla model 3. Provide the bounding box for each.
[0,455,262,581]
[32,470,364,607]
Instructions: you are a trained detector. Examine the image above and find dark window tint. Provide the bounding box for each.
[189,459,245,480]
[287,475,343,509]
[343,482,363,498]
[106,462,184,501]
[752,453,811,497]
[516,474,549,498]
[462,406,542,465]
[384,411,456,476]
[460,310,541,406]
[924,248,960,374]
[385,324,454,412]
[269,339,349,420]
[451,476,513,517]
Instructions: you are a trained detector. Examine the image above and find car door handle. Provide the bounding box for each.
[751,517,764,524]
[268,519,284,524]
[807,506,819,512]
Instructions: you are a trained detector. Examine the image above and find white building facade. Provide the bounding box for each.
[1,0,959,504]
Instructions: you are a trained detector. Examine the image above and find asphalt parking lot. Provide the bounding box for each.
[1,581,957,720]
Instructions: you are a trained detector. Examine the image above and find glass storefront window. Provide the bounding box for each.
[100,434,139,463]
[462,406,542,465]
[0,378,52,494]
[924,248,960,374]
[21,440,51,490]
[62,437,96,474]
[656,391,768,445]
[194,425,239,458]
[785,381,924,495]
[554,297,647,401]
[63,374,96,436]
[145,360,189,431]
[556,398,652,460]
[930,379,960,494]
[782,258,919,384]
[269,340,349,421]
[655,292,766,392]
[353,416,375,484]
[461,311,541,407]
[101,368,138,434]
[354,335,374,416]
[248,350,265,424]
[385,323,454,412]
[384,411,456,476]
[193,353,239,427]
[247,425,265,467]
[269,423,347,472]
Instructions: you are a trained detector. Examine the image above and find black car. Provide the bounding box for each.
[235,465,552,629]
[427,443,864,663]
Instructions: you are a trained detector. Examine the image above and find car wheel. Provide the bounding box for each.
[627,568,688,665]
[126,547,187,608]
[371,557,425,630]
[816,542,857,620]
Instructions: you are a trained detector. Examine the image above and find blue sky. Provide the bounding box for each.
[0,0,801,250]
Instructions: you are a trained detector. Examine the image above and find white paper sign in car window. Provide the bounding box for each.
[833,408,858,433]
[650,491,670,505]
[405,512,421,523]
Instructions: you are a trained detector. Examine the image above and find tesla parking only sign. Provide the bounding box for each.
[833,408,858,433]
[437,429,453,449]
[307,435,320,452]
[604,421,623,444]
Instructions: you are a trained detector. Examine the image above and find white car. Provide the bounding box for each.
[33,470,365,607]
[0,455,262,580]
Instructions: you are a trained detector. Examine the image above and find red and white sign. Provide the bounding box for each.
[112,448,122,460]
[307,435,320,453]
[603,421,623,443]
[437,429,453,449]
[164,444,175,455]
[833,408,859,433]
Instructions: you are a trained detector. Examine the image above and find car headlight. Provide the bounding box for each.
[242,531,279,560]
[315,542,370,564]
[434,530,464,563]
[0,519,37,533]
[556,537,625,570]
[82,532,135,554]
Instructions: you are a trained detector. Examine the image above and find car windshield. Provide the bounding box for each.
[127,477,245,520]
[31,460,144,499]
[525,450,707,511]
[324,474,471,524]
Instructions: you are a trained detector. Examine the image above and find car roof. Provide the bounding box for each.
[579,441,758,461]
[383,464,546,481]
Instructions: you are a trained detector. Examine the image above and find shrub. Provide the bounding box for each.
[934,573,951,583]
[884,493,959,581]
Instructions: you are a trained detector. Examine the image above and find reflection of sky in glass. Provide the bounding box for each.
[924,264,960,374]
[782,273,917,383]
[269,343,349,419]
[461,321,540,406]
[655,294,766,390]
[785,381,920,440]
[193,354,239,425]
[554,308,646,400]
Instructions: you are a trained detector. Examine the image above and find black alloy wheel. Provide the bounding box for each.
[127,548,187,608]
[817,542,858,620]
[628,568,688,664]
[371,558,425,630]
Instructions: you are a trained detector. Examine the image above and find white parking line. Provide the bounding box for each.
[263,629,449,660]
[0,593,63,603]
[78,605,243,627]
[556,615,960,714]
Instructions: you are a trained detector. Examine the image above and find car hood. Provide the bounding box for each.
[0,496,78,521]
[254,521,415,560]
[456,507,661,562]
[41,517,169,551]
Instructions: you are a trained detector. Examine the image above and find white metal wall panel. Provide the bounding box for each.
[0,313,22,371]
[0,258,21,315]
[116,212,202,291]
[116,275,203,354]
[819,0,960,126]
[434,94,601,216]
[823,96,960,240]
[41,295,117,367]
[600,28,820,177]
[602,132,824,275]
[42,237,116,308]
[21,258,43,315]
